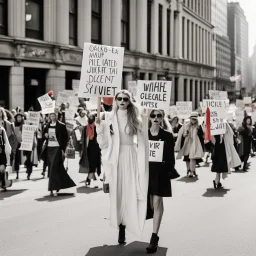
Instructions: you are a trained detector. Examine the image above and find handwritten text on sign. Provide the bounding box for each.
[209,90,227,100]
[25,111,40,126]
[19,125,37,151]
[176,102,192,119]
[37,94,55,114]
[149,141,164,162]
[136,81,172,110]
[79,43,124,98]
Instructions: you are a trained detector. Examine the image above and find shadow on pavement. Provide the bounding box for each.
[30,177,45,182]
[176,176,199,183]
[232,170,248,173]
[85,241,168,256]
[77,186,102,194]
[202,188,230,197]
[0,189,27,200]
[35,193,75,202]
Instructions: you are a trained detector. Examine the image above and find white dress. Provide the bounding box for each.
[116,110,144,228]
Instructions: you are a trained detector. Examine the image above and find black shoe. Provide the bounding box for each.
[217,182,222,189]
[193,171,198,177]
[41,171,45,177]
[146,233,159,254]
[213,180,217,189]
[118,224,126,244]
[50,191,54,196]
[56,190,59,193]
[187,170,191,177]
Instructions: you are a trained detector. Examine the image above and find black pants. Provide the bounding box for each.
[14,144,21,172]
[243,154,250,170]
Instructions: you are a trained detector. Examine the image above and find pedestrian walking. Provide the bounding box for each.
[146,109,175,253]
[171,116,182,143]
[96,90,149,243]
[43,112,76,196]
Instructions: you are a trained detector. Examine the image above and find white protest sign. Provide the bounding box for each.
[176,102,192,119]
[149,141,164,162]
[251,111,256,123]
[25,111,40,126]
[128,81,137,97]
[86,98,98,110]
[19,125,37,151]
[79,43,124,98]
[37,94,55,114]
[236,99,245,109]
[56,92,69,106]
[235,111,244,128]
[135,80,172,110]
[199,102,206,114]
[198,116,205,126]
[63,90,75,97]
[209,90,228,100]
[202,100,227,135]
[66,120,76,132]
[243,97,252,105]
[68,96,79,107]
[65,108,76,120]
[169,106,178,118]
[72,80,79,95]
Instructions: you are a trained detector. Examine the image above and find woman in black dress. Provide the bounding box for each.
[146,109,175,253]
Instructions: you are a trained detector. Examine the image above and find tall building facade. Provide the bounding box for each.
[251,44,256,92]
[228,2,250,95]
[212,0,233,99]
[0,0,215,110]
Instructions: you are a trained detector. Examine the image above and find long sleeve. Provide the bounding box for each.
[2,128,11,165]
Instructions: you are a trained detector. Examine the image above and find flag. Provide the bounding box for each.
[204,107,211,141]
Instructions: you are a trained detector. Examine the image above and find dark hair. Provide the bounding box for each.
[243,116,252,127]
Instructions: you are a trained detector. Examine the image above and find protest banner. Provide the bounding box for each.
[56,92,69,107]
[149,141,164,162]
[37,94,55,114]
[68,96,79,107]
[169,106,178,118]
[243,97,252,105]
[78,43,124,98]
[19,124,38,151]
[235,111,244,128]
[25,111,40,126]
[202,100,227,135]
[66,121,76,132]
[236,99,245,109]
[244,106,252,114]
[86,98,98,110]
[209,90,228,100]
[128,81,137,97]
[135,80,172,110]
[65,108,76,120]
[176,102,192,119]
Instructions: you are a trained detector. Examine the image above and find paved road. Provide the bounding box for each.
[1,155,256,256]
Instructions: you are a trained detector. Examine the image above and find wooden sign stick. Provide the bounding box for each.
[97,97,101,122]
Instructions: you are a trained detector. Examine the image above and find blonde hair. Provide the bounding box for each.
[115,90,142,135]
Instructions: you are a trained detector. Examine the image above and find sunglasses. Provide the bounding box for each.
[150,114,163,119]
[117,97,129,102]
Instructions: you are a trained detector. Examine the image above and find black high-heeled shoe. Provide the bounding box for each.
[146,233,159,254]
[118,224,126,244]
[213,180,217,189]
[192,171,198,177]
[187,170,191,177]
[217,182,222,188]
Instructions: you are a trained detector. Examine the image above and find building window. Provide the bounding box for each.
[91,0,102,44]
[167,9,170,56]
[25,0,43,40]
[184,79,187,101]
[158,4,163,54]
[121,0,130,50]
[69,0,78,45]
[0,0,7,35]
[147,0,152,53]
[182,17,185,58]
[187,20,189,59]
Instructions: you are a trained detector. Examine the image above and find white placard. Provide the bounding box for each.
[75,129,81,141]
[72,80,79,95]
[128,81,137,97]
[169,105,178,118]
[19,125,37,151]
[37,94,55,114]
[236,99,245,109]
[209,90,228,100]
[135,80,172,110]
[243,97,252,104]
[235,111,244,128]
[66,120,76,132]
[86,98,98,110]
[68,96,79,107]
[56,92,69,106]
[25,111,40,126]
[176,102,192,119]
[65,108,76,120]
[149,140,164,162]
[79,43,124,98]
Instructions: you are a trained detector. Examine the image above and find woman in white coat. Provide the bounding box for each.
[96,90,149,244]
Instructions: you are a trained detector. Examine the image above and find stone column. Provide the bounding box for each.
[189,21,192,61]
[9,67,24,109]
[197,25,200,62]
[129,0,136,51]
[78,0,91,48]
[151,0,158,54]
[111,0,122,47]
[136,0,147,53]
[170,76,175,105]
[184,17,187,59]
[102,0,111,45]
[56,0,69,45]
[170,9,174,57]
[186,78,190,101]
[8,0,25,37]
[44,0,56,42]
[192,80,196,110]
[178,77,184,101]
[162,6,167,56]
[193,23,196,61]
[174,4,183,58]
[206,30,209,65]
[46,70,66,97]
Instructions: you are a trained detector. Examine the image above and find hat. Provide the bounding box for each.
[14,112,24,119]
[48,90,54,96]
[190,112,198,119]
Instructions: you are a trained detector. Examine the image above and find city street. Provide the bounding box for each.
[1,156,256,256]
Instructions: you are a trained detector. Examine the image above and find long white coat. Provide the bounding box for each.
[96,110,149,238]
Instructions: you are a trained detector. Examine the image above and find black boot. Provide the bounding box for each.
[146,233,159,253]
[118,224,126,244]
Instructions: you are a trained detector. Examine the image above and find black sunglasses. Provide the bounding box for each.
[117,97,129,102]
[150,114,163,119]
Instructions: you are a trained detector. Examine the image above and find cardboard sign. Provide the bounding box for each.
[68,96,79,107]
[66,121,76,132]
[136,80,172,110]
[37,94,55,114]
[176,102,192,119]
[149,141,164,162]
[19,125,37,151]
[236,99,245,110]
[209,90,228,100]
[25,111,40,126]
[79,43,124,98]
[65,108,76,120]
[56,92,69,106]
[235,111,244,128]
[72,80,79,95]
[243,97,252,105]
[169,105,178,118]
[128,81,137,97]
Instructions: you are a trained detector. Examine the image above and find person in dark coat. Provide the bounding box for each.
[171,116,182,143]
[43,112,76,196]
[58,103,66,124]
[79,113,101,188]
[238,116,253,171]
[146,109,175,254]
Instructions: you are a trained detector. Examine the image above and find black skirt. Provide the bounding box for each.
[0,152,7,166]
[183,155,203,164]
[87,139,101,175]
[47,147,76,191]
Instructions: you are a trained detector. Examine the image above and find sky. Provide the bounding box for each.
[228,0,256,56]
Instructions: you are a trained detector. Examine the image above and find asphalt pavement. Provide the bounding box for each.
[1,155,256,256]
